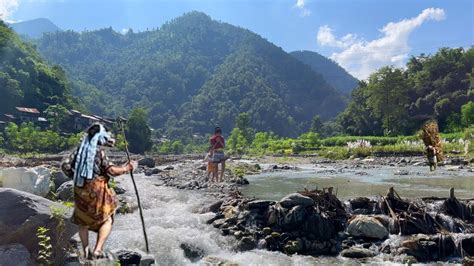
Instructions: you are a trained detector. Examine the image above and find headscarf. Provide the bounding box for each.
[73,124,111,187]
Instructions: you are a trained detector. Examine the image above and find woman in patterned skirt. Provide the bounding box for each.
[62,123,136,259]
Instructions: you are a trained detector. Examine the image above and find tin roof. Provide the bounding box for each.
[15,107,40,114]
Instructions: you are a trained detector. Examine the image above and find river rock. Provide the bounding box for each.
[138,158,156,168]
[51,169,70,189]
[201,256,237,265]
[180,243,206,262]
[145,168,162,176]
[248,200,273,209]
[284,239,303,255]
[236,236,256,251]
[340,247,376,258]
[349,197,370,210]
[0,244,32,266]
[0,188,75,262]
[347,215,389,240]
[115,250,141,265]
[56,180,74,201]
[279,193,314,208]
[0,167,53,197]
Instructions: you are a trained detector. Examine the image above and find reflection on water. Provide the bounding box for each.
[242,165,474,200]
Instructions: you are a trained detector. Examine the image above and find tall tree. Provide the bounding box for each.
[126,108,152,154]
[365,66,409,135]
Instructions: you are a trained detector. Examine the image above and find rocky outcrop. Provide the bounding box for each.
[0,167,53,197]
[0,188,75,263]
[346,215,389,240]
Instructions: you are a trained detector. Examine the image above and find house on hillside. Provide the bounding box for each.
[14,107,49,128]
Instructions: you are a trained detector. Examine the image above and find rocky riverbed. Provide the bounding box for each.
[0,153,473,265]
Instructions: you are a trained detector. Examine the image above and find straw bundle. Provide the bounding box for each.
[421,120,443,161]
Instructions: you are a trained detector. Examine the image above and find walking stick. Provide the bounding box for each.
[117,118,150,253]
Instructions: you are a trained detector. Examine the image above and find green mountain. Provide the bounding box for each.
[10,18,61,39]
[0,20,74,114]
[291,50,358,95]
[36,12,346,137]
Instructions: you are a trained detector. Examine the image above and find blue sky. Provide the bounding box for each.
[2,0,473,79]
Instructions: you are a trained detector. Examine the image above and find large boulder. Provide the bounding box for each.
[347,215,389,240]
[56,180,74,201]
[0,244,33,266]
[0,167,53,197]
[138,158,156,168]
[279,193,314,208]
[0,188,76,262]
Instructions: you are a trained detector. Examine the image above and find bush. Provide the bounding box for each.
[3,122,79,153]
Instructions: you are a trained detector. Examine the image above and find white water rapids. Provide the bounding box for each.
[105,173,343,265]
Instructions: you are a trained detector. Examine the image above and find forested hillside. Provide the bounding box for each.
[291,51,358,95]
[36,12,346,137]
[0,21,75,114]
[337,47,474,136]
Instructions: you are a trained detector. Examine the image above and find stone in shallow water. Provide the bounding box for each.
[340,247,376,258]
[279,193,314,208]
[346,215,389,240]
[180,243,206,262]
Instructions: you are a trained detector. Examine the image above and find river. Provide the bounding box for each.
[100,162,473,265]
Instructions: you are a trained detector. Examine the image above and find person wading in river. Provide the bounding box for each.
[62,123,136,259]
[209,127,226,182]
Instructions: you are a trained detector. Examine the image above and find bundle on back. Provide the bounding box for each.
[421,120,443,161]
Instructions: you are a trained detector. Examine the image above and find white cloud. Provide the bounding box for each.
[0,0,20,22]
[295,0,311,17]
[317,8,446,79]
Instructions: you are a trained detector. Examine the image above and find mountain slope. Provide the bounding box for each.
[0,21,74,114]
[10,18,61,39]
[36,12,346,137]
[291,50,358,95]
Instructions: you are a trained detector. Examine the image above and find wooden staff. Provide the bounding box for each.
[117,117,150,253]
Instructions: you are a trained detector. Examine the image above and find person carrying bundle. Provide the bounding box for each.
[421,120,443,171]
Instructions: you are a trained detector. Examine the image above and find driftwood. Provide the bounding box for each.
[380,187,474,235]
[299,187,348,222]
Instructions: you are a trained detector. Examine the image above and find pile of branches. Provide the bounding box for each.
[299,187,348,223]
[421,120,444,161]
[380,187,474,234]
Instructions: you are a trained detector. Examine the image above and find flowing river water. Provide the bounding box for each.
[103,162,473,265]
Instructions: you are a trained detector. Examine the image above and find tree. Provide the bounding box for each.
[309,115,323,134]
[227,128,248,154]
[126,108,152,154]
[45,105,70,131]
[461,101,474,127]
[365,67,409,135]
[235,112,254,143]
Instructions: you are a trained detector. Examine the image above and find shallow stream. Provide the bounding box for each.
[100,162,473,265]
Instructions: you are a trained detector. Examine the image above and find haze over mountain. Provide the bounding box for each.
[10,18,61,39]
[36,12,347,137]
[291,51,359,95]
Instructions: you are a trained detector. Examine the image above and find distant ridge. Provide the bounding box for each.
[291,50,359,95]
[36,11,347,137]
[11,18,61,38]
